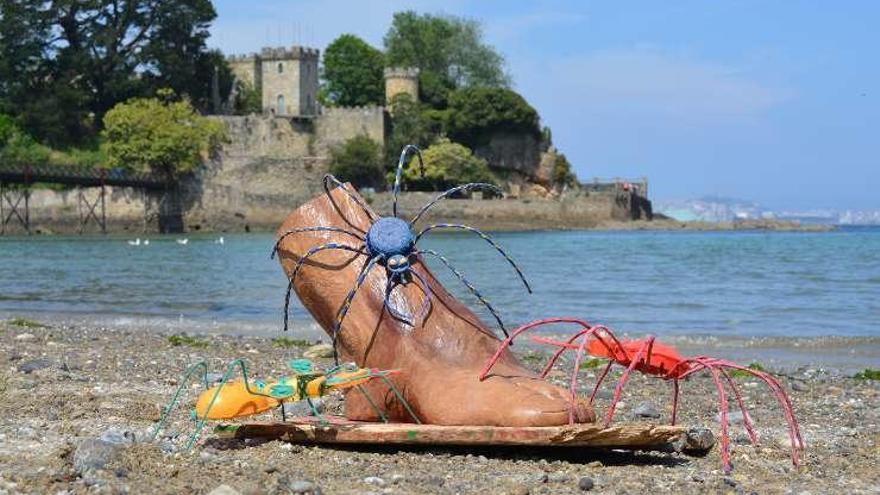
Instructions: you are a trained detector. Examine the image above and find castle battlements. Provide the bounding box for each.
[259,45,320,61]
[383,67,420,79]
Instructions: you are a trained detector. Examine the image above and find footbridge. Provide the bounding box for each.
[0,163,171,234]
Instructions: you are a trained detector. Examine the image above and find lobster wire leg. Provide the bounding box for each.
[380,374,422,424]
[671,379,680,426]
[691,359,803,467]
[479,318,594,381]
[392,145,425,218]
[355,384,388,423]
[409,183,503,226]
[566,331,592,425]
[699,360,804,454]
[708,366,733,474]
[590,361,615,404]
[281,243,365,332]
[604,336,657,427]
[322,174,377,225]
[532,325,622,378]
[271,226,365,259]
[418,249,507,336]
[416,224,532,293]
[719,368,759,444]
[331,255,383,365]
[150,361,210,442]
[185,358,252,450]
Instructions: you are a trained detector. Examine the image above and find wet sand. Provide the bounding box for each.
[1,318,878,494]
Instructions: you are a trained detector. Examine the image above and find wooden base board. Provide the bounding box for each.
[216,417,715,455]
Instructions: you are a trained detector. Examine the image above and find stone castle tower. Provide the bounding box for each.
[383,67,420,105]
[227,46,320,117]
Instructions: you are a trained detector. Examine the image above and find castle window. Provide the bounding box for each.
[277,63,284,74]
[276,95,285,115]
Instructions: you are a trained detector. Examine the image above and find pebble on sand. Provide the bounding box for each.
[73,439,123,475]
[17,358,53,374]
[207,485,241,495]
[578,476,595,491]
[632,401,662,419]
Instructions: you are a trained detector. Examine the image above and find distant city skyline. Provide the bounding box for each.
[209,1,879,211]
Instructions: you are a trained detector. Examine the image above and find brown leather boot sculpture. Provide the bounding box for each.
[275,183,596,427]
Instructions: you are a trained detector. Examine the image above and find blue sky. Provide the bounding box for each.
[209,1,879,210]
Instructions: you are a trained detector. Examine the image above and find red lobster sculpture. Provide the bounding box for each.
[480,318,804,473]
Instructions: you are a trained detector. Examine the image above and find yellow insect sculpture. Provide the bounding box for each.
[151,358,401,450]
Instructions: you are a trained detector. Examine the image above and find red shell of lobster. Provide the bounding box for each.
[479,318,805,474]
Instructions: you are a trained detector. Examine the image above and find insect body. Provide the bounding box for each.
[151,358,408,450]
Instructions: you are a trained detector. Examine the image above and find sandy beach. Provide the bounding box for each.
[1,318,878,494]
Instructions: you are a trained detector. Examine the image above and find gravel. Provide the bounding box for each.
[1,319,878,494]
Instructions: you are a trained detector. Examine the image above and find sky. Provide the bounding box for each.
[209,1,879,211]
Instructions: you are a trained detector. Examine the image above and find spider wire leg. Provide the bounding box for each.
[410,182,503,226]
[418,249,508,338]
[409,269,434,323]
[281,243,364,332]
[271,226,364,259]
[417,224,532,293]
[392,145,424,218]
[331,255,382,365]
[323,173,376,223]
[383,277,414,326]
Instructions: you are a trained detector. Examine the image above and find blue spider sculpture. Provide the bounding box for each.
[272,145,532,363]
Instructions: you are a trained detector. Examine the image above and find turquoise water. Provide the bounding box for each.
[1,228,878,338]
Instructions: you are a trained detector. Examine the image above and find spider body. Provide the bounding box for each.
[273,145,532,364]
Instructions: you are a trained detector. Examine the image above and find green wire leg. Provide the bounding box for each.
[150,361,209,443]
[355,384,388,423]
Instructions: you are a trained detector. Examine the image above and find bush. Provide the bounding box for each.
[446,87,541,148]
[329,135,385,188]
[398,138,496,191]
[102,91,226,176]
[0,116,51,166]
[553,152,578,188]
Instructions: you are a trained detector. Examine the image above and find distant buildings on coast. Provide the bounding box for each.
[656,197,880,225]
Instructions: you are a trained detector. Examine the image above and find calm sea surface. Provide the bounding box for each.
[1,228,878,339]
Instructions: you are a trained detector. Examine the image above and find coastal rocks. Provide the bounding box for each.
[15,333,37,342]
[632,401,661,419]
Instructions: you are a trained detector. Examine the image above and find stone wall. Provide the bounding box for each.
[11,115,644,234]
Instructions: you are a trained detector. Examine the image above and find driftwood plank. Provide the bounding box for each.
[216,417,714,455]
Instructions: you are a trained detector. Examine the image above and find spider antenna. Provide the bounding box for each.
[392,144,425,218]
[416,223,532,293]
[410,183,503,226]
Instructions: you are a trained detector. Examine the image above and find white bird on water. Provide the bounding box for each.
[176,238,189,245]
[215,236,225,245]
[127,238,141,246]
[143,239,150,246]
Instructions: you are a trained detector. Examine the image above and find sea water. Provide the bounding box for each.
[1,228,878,340]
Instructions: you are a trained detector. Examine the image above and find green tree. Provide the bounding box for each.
[329,135,384,188]
[0,0,223,146]
[553,152,578,189]
[399,138,496,191]
[0,114,51,165]
[322,34,385,107]
[445,87,541,148]
[385,94,437,168]
[102,91,225,177]
[384,11,509,108]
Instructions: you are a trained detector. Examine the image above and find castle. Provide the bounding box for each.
[226,45,419,116]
